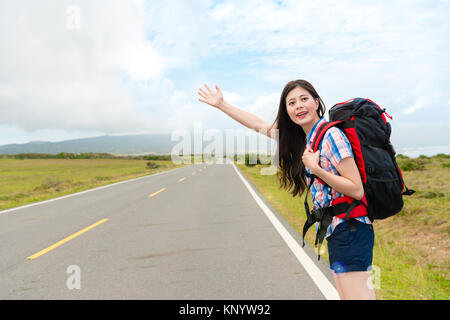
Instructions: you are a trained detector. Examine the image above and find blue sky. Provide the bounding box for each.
[0,0,449,155]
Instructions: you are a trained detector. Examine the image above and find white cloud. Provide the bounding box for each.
[0,0,163,134]
[402,96,428,115]
[221,90,243,106]
[142,0,214,68]
[0,0,449,149]
[245,93,279,124]
[207,0,450,105]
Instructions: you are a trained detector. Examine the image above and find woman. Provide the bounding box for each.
[197,80,376,300]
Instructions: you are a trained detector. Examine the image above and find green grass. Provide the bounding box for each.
[0,158,187,210]
[236,154,450,300]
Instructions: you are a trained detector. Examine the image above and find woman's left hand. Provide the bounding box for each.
[302,145,320,173]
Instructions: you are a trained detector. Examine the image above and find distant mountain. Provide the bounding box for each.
[0,129,277,156]
[0,134,180,155]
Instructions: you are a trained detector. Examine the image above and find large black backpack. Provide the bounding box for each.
[327,98,415,219]
[302,98,415,258]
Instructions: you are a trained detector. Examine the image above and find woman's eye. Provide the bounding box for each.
[302,97,308,101]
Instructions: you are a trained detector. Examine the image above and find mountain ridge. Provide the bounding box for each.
[0,133,178,155]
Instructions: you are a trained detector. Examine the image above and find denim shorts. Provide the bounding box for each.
[327,219,375,273]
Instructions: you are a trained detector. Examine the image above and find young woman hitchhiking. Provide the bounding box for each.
[198,80,376,300]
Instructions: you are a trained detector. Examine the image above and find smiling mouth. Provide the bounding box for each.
[296,111,308,118]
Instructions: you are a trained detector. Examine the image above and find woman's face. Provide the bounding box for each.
[285,86,320,130]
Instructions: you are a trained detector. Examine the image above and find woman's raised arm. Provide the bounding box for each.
[198,84,278,140]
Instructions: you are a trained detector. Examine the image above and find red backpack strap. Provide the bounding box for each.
[311,120,344,152]
[307,120,344,187]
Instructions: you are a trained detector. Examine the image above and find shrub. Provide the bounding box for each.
[416,191,445,199]
[423,191,445,199]
[34,180,66,191]
[245,154,259,166]
[399,160,425,171]
[146,161,159,169]
[94,176,109,181]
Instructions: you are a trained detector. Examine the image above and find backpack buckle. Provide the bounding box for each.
[403,189,416,196]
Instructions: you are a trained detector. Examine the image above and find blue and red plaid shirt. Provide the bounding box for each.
[305,117,371,239]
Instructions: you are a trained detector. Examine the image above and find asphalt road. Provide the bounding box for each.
[0,161,338,299]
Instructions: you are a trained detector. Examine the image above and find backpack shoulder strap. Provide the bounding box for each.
[305,120,344,189]
[311,120,344,152]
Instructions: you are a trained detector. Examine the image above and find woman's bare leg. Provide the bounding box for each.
[332,271,346,300]
[334,271,376,300]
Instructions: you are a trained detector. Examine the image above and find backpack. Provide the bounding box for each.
[301,98,415,259]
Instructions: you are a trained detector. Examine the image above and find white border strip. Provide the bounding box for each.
[231,162,340,300]
[0,164,189,216]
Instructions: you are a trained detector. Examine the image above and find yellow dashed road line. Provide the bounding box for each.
[27,218,109,260]
[26,169,208,261]
[149,187,167,198]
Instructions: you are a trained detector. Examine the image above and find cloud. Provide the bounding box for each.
[221,90,243,106]
[245,92,279,124]
[207,0,450,103]
[0,0,449,149]
[141,0,214,69]
[0,0,163,134]
[402,96,428,115]
[207,0,449,62]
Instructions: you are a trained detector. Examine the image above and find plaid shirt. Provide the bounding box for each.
[305,117,371,239]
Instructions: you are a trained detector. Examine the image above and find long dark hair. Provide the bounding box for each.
[272,80,326,198]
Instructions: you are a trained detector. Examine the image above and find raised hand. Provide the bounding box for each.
[198,84,224,108]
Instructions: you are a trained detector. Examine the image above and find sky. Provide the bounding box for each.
[0,0,449,156]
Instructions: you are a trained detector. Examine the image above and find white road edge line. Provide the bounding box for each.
[0,164,189,216]
[231,162,340,300]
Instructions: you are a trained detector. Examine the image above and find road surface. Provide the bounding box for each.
[0,161,339,299]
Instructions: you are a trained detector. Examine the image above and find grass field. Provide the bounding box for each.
[236,154,449,300]
[0,158,187,211]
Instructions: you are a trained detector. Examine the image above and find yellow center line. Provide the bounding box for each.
[149,187,167,197]
[178,177,186,182]
[26,218,109,260]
